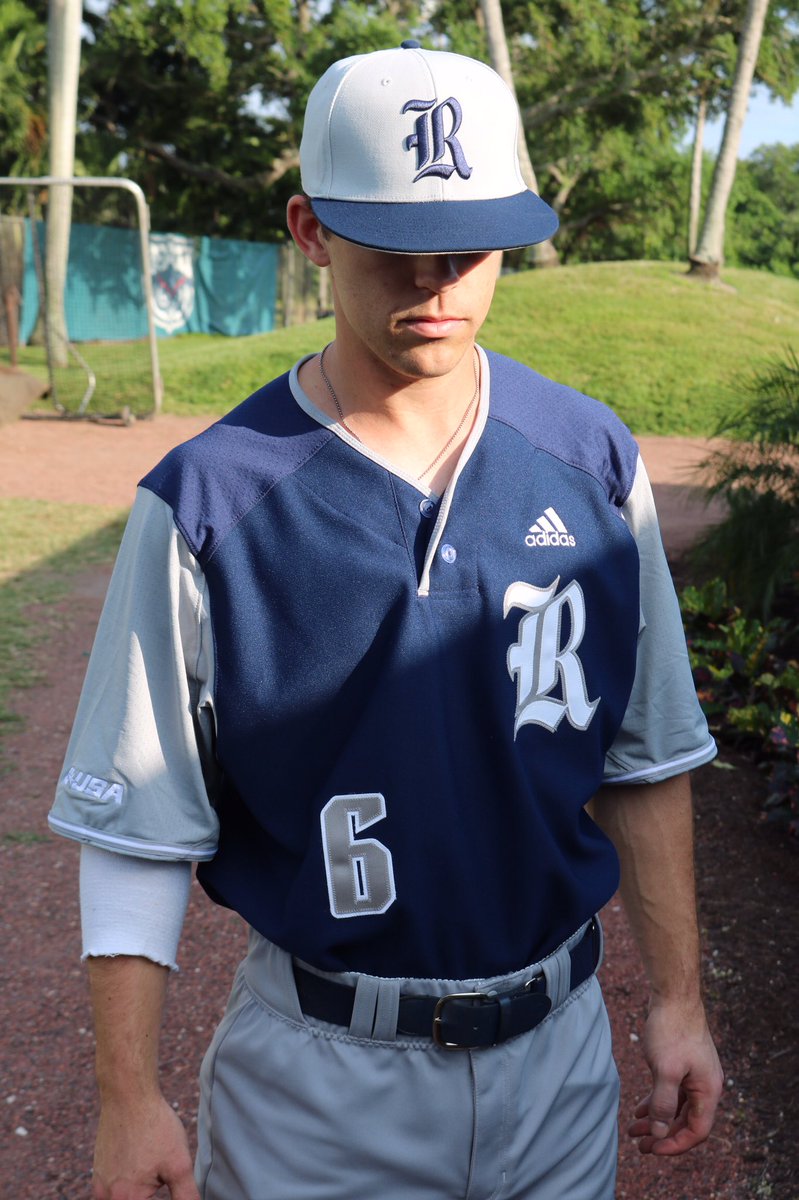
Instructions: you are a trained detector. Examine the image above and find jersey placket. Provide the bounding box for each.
[289,348,491,600]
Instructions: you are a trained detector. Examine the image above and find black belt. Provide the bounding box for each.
[293,918,600,1050]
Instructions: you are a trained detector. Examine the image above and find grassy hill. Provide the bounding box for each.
[17,262,799,435]
[481,262,799,435]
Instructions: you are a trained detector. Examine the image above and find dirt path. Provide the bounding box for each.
[1,414,794,1199]
[0,413,728,553]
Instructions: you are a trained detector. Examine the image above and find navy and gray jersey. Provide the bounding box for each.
[50,349,715,980]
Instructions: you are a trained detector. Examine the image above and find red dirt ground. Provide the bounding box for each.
[1,414,796,1199]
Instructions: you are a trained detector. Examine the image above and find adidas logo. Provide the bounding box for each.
[525,507,576,548]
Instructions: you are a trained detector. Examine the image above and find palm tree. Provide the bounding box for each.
[690,0,771,281]
[46,0,82,368]
[478,0,559,267]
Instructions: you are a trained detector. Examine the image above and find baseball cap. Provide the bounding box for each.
[299,41,558,254]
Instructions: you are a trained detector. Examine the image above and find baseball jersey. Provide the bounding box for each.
[50,349,715,980]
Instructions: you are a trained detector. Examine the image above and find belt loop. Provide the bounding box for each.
[349,975,381,1038]
[595,915,605,972]
[542,940,572,1011]
[372,978,401,1042]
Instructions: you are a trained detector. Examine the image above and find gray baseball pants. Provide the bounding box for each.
[196,923,619,1199]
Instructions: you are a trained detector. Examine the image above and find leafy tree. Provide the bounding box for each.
[0,0,48,187]
[686,1,799,267]
[76,0,424,239]
[690,0,772,280]
[553,132,691,264]
[432,0,764,263]
[726,143,799,276]
[478,0,559,265]
[695,348,799,617]
[9,0,795,266]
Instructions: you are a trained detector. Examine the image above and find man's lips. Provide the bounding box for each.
[399,315,466,337]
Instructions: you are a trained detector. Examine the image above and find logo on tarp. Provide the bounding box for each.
[150,234,195,334]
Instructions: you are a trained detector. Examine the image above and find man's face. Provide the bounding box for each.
[322,231,502,384]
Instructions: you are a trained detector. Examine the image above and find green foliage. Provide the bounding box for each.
[681,578,799,834]
[440,0,799,265]
[75,0,425,239]
[3,0,794,263]
[0,0,47,186]
[552,131,691,264]
[694,347,799,616]
[726,144,799,278]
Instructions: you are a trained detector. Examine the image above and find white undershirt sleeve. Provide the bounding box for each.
[80,844,192,971]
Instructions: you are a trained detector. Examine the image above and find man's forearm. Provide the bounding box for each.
[592,772,701,1003]
[88,955,169,1101]
[87,956,199,1199]
[591,772,723,1155]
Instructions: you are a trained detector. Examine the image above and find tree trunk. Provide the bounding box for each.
[479,0,559,267]
[688,95,706,258]
[46,0,82,368]
[690,0,770,280]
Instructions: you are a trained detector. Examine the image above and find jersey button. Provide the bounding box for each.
[440,544,457,563]
[419,497,437,518]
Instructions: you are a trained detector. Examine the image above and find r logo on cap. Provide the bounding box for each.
[402,98,473,183]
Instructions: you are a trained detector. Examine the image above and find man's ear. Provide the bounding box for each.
[286,195,331,267]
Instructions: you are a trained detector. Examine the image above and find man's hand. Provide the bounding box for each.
[92,1092,199,1200]
[627,999,723,1156]
[591,775,724,1157]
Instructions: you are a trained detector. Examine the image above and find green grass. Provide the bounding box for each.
[12,262,799,434]
[0,500,127,735]
[482,262,799,434]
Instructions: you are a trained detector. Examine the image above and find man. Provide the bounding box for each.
[50,42,722,1200]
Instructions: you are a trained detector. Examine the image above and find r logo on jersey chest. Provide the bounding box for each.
[504,576,600,736]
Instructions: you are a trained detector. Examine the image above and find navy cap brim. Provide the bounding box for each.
[309,191,558,254]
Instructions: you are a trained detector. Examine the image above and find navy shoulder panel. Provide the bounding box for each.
[486,351,639,507]
[140,373,333,561]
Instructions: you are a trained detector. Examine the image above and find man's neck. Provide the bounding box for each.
[299,339,481,493]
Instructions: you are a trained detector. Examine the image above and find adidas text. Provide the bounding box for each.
[525,531,576,548]
[62,766,125,805]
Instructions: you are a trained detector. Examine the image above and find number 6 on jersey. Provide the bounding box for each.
[321,793,396,918]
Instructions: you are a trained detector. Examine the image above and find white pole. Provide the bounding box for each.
[46,0,82,367]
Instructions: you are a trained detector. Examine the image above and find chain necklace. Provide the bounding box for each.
[318,343,480,481]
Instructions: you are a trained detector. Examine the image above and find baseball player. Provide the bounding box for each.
[50,42,722,1200]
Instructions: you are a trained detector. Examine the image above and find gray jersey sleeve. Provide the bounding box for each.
[602,455,716,785]
[48,488,219,859]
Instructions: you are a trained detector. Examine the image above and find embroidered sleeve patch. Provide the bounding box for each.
[62,766,125,806]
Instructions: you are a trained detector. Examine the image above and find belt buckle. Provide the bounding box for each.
[432,990,488,1050]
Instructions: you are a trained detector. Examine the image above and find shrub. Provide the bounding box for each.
[681,579,799,835]
[693,348,799,618]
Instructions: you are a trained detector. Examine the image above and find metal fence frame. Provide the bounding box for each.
[0,175,163,416]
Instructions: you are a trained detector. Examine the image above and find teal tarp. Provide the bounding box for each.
[21,222,279,343]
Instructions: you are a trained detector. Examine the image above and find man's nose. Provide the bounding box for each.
[413,254,461,292]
